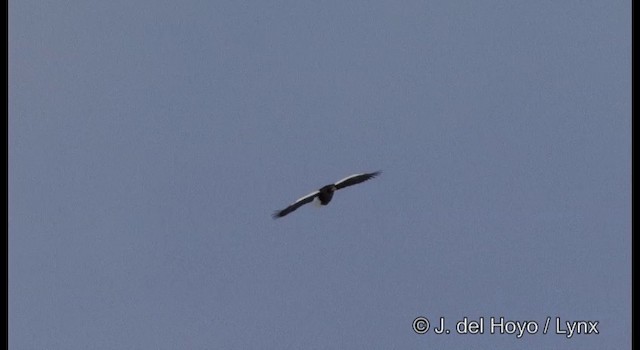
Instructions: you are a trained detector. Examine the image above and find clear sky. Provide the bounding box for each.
[9,0,630,348]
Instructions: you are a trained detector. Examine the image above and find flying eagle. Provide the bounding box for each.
[272,171,381,218]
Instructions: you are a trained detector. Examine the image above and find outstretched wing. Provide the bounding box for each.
[334,171,381,190]
[272,191,319,218]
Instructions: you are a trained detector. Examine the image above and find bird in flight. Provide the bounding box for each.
[272,171,381,219]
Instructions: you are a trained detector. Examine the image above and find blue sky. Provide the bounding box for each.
[10,0,630,348]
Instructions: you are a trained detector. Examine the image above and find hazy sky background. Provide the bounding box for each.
[10,0,630,348]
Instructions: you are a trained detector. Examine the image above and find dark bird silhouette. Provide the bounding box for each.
[272,171,381,219]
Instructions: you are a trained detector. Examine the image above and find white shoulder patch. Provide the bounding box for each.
[294,190,319,204]
[335,173,364,186]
